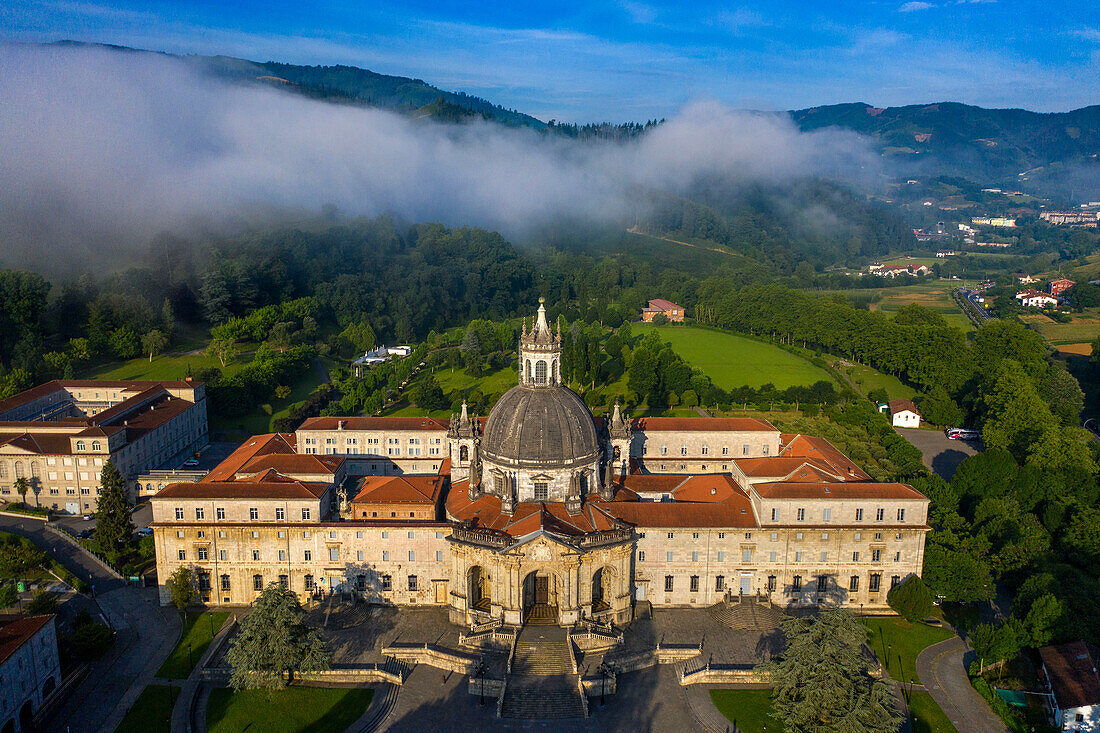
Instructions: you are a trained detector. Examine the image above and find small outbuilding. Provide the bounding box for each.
[640,299,685,322]
[888,399,921,428]
[1039,641,1100,732]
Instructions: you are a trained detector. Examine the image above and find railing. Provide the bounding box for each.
[496,677,508,718]
[43,522,124,580]
[577,674,589,718]
[471,616,503,634]
[507,631,518,674]
[577,528,634,548]
[567,636,579,675]
[459,628,515,648]
[382,642,478,674]
[451,527,513,549]
[679,663,770,686]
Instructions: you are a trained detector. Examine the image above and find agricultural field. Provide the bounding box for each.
[1019,310,1100,345]
[635,324,833,390]
[820,281,977,333]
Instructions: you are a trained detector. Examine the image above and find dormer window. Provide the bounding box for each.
[75,440,85,451]
[91,440,101,451]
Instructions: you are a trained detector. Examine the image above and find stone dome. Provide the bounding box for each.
[482,384,599,467]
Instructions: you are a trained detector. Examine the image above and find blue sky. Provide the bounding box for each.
[2,0,1097,121]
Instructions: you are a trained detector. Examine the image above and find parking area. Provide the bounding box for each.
[896,428,982,480]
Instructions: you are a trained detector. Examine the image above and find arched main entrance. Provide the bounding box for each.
[17,701,32,732]
[522,571,559,624]
[467,566,491,612]
[591,566,613,613]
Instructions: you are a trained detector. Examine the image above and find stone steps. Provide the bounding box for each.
[501,625,585,720]
[707,598,783,630]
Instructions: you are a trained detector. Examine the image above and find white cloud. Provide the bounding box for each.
[899,2,934,11]
[1069,27,1100,42]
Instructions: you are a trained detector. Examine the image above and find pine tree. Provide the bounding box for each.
[887,574,933,622]
[95,461,133,561]
[765,609,902,733]
[226,583,329,689]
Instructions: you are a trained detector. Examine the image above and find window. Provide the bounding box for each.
[795,551,803,562]
[681,446,688,456]
[666,551,674,562]
[869,573,881,593]
[853,551,860,562]
[692,532,700,539]
[253,574,263,591]
[742,548,752,562]
[769,551,777,562]
[381,531,388,539]
[356,575,366,592]
[638,550,646,562]
[822,508,831,522]
[408,575,418,591]
[198,573,211,591]
[689,575,699,592]
[407,531,415,539]
[278,575,288,588]
[661,446,668,455]
[216,507,225,520]
[664,575,674,592]
[249,507,258,521]
[381,575,392,591]
[891,575,901,589]
[849,575,859,592]
[198,547,208,561]
[795,532,803,540]
[178,549,186,560]
[408,550,416,562]
[535,360,547,384]
[252,550,260,561]
[302,508,311,520]
[533,481,548,501]
[875,508,885,522]
[717,551,725,562]
[304,574,314,591]
[701,445,708,455]
[220,574,231,591]
[383,550,390,561]
[278,550,286,562]
[894,552,901,563]
[357,550,365,561]
[820,551,827,562]
[722,446,729,455]
[897,508,906,521]
[874,532,883,540]
[792,575,802,592]
[855,508,864,521]
[796,507,805,521]
[770,532,778,541]
[762,445,769,455]
[276,507,285,520]
[91,440,101,451]
[770,508,779,521]
[691,551,699,562]
[742,444,749,455]
[329,547,339,562]
[854,532,862,541]
[76,440,85,451]
[175,507,184,520]
[872,549,882,563]
[436,550,443,562]
[767,575,777,592]
[195,507,204,520]
[715,575,725,591]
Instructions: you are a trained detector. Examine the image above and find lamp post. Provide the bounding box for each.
[187,642,193,671]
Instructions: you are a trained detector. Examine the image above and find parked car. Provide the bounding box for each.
[78,528,94,539]
[945,428,981,441]
[182,458,200,468]
[135,527,153,538]
[81,513,94,521]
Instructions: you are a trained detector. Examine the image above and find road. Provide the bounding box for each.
[0,515,180,733]
[895,428,981,480]
[916,637,1009,733]
[954,287,993,324]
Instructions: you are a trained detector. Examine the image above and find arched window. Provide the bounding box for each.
[579,471,588,494]
[14,462,24,479]
[75,440,85,451]
[30,462,39,478]
[535,360,547,385]
[91,440,101,451]
[551,359,557,383]
[0,463,7,479]
[525,360,532,383]
[459,445,469,462]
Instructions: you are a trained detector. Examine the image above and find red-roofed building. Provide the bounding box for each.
[1050,278,1077,297]
[1039,641,1100,731]
[888,399,922,428]
[640,299,685,322]
[0,614,60,731]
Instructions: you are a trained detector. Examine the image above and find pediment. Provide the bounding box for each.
[503,531,578,560]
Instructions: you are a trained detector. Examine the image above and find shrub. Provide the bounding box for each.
[887,574,933,621]
[27,590,58,614]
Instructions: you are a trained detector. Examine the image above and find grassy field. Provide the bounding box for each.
[862,616,955,685]
[909,690,959,733]
[91,351,248,382]
[827,357,917,401]
[1019,310,1100,345]
[709,689,784,732]
[206,687,374,733]
[157,611,230,680]
[635,324,833,390]
[115,684,179,733]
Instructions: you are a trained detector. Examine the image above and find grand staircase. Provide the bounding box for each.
[707,595,784,631]
[500,625,586,720]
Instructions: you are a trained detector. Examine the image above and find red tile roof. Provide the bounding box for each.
[780,434,870,479]
[1040,641,1100,709]
[0,379,198,414]
[447,487,624,537]
[600,499,758,528]
[0,615,53,666]
[646,299,682,311]
[888,399,921,416]
[297,416,449,432]
[632,417,778,432]
[352,475,444,504]
[735,457,847,482]
[154,476,329,500]
[751,481,927,500]
[203,433,297,482]
[238,453,344,477]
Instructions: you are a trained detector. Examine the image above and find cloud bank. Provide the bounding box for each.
[0,44,878,273]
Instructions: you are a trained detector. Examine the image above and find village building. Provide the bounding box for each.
[640,299,685,322]
[1039,641,1100,732]
[1050,278,1077,297]
[885,400,922,428]
[0,380,208,513]
[0,614,60,733]
[151,300,929,627]
[1016,289,1060,308]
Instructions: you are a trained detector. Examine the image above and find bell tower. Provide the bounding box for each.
[518,298,561,388]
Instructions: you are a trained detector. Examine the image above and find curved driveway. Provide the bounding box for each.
[916,636,1008,733]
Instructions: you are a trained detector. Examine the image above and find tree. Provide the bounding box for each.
[1021,593,1062,647]
[14,476,29,506]
[0,582,16,609]
[886,574,933,621]
[225,583,329,690]
[205,338,240,368]
[916,385,963,427]
[167,566,197,614]
[411,376,447,412]
[651,313,669,325]
[109,326,140,360]
[922,543,994,603]
[94,461,133,561]
[980,360,1057,461]
[1043,365,1085,426]
[160,298,176,336]
[765,609,902,733]
[142,329,168,362]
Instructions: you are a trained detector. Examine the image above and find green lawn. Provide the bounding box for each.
[157,611,230,680]
[115,684,179,733]
[206,687,374,733]
[709,689,785,732]
[636,324,833,390]
[385,364,519,418]
[862,616,955,685]
[91,351,247,382]
[828,358,917,401]
[909,690,958,733]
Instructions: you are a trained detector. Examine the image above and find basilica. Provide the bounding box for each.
[151,300,930,627]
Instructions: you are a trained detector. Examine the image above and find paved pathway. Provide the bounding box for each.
[916,637,1008,733]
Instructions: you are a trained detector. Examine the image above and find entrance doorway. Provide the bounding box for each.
[740,575,752,596]
[522,571,558,624]
[468,566,490,611]
[591,567,612,612]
